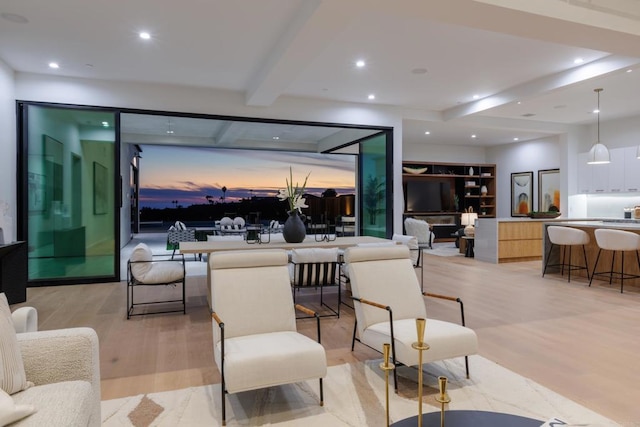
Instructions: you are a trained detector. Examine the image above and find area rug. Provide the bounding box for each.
[424,243,464,257]
[101,356,619,426]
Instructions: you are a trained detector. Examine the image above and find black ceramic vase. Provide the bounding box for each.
[283,210,306,243]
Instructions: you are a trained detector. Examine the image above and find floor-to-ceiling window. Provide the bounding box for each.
[359,131,393,238]
[17,104,391,285]
[18,103,119,284]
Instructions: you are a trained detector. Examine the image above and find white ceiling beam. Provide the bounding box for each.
[442,54,640,121]
[244,0,360,106]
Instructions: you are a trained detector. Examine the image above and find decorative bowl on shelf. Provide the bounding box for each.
[527,212,561,219]
[403,166,428,175]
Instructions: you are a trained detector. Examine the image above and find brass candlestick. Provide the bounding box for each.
[379,343,395,427]
[411,318,430,427]
[435,376,451,427]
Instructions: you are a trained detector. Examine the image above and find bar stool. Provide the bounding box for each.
[542,226,590,282]
[589,229,640,293]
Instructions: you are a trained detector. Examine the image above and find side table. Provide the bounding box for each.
[462,236,475,258]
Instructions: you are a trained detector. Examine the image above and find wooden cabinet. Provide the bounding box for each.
[402,161,497,219]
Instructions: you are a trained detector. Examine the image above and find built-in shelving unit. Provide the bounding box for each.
[402,161,497,220]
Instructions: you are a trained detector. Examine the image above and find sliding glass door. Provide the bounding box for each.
[359,131,393,238]
[19,103,119,284]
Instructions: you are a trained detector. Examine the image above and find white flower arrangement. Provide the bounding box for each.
[277,167,310,214]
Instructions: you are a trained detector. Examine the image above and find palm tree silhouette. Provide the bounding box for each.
[221,186,227,203]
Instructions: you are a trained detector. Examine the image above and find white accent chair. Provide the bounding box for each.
[344,245,478,392]
[209,249,327,426]
[9,308,101,426]
[219,216,247,236]
[205,235,245,308]
[404,217,434,249]
[392,233,424,290]
[127,243,186,318]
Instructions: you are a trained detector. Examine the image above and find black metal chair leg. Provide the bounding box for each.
[351,320,357,351]
[567,246,572,282]
[465,355,470,379]
[620,252,625,293]
[319,378,324,406]
[609,251,616,285]
[582,245,590,281]
[589,249,602,287]
[542,243,555,277]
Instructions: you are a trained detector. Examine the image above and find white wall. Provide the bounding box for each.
[487,136,561,218]
[402,143,486,164]
[0,59,16,242]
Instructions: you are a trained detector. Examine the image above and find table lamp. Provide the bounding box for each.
[461,210,478,236]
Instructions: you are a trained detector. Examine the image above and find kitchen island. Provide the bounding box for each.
[475,217,570,263]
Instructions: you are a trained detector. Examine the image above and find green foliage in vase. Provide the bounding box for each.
[364,175,385,225]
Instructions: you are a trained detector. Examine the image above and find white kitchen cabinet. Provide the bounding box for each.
[577,152,592,193]
[591,162,608,193]
[607,147,625,192]
[624,146,640,192]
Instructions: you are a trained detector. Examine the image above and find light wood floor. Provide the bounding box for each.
[14,251,640,424]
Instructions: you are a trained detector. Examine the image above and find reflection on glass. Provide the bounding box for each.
[26,105,116,282]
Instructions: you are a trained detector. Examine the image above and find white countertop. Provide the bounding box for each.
[547,220,640,230]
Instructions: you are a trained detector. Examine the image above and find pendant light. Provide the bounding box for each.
[587,88,610,164]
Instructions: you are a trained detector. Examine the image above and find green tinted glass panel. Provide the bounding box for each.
[360,133,389,237]
[26,105,116,281]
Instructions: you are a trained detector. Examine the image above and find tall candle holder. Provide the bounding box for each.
[411,318,429,427]
[379,343,395,427]
[435,376,451,427]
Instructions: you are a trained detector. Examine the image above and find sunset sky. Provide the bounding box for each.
[138,145,357,209]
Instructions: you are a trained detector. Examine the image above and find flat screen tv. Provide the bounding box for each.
[405,180,451,212]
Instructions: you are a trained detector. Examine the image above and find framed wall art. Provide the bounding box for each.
[538,169,560,212]
[511,171,533,217]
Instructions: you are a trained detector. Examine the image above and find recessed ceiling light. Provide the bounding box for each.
[593,108,600,114]
[574,58,584,64]
[355,60,365,68]
[368,94,375,100]
[471,134,477,139]
[166,130,174,134]
[272,136,280,140]
[627,69,633,73]
[517,101,522,105]
[472,94,479,100]
[101,121,109,127]
[513,137,519,141]
[139,31,151,40]
[48,62,59,69]
[424,131,430,135]
[1,12,28,23]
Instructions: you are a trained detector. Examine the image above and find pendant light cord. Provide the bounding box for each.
[595,88,602,143]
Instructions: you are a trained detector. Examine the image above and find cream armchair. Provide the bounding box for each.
[5,306,101,426]
[209,249,327,426]
[344,245,477,393]
[404,217,434,249]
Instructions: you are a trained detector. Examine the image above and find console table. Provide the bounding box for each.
[0,242,27,304]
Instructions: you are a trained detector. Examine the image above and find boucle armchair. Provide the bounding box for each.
[3,301,100,426]
[14,328,101,426]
